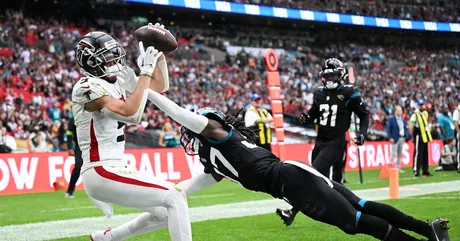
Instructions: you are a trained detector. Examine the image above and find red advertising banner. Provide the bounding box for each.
[0,140,443,195]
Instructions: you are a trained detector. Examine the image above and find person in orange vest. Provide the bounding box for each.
[409,100,433,177]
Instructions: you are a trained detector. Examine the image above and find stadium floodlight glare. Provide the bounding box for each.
[122,0,460,32]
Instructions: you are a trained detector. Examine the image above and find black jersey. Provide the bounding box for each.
[308,85,369,141]
[197,128,280,193]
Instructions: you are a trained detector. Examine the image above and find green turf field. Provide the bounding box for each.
[1,166,459,241]
[53,192,460,241]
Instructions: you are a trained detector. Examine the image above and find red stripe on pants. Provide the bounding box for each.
[94,166,168,190]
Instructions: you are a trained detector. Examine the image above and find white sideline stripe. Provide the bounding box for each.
[1,180,460,241]
[41,206,97,213]
[189,193,234,199]
[42,194,235,213]
[408,196,460,200]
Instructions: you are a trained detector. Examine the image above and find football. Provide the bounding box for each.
[134,24,178,54]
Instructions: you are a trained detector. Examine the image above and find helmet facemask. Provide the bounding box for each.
[320,68,346,89]
[77,39,127,81]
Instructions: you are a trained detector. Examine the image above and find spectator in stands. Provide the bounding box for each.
[0,126,16,153]
[386,105,410,172]
[437,106,455,144]
[57,120,69,151]
[28,123,54,152]
[158,122,180,148]
[48,102,62,123]
[453,96,460,166]
[435,138,458,172]
[244,93,273,151]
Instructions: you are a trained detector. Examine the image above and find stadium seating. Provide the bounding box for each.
[0,9,459,151]
[227,0,460,22]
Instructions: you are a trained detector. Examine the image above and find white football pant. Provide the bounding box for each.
[82,165,192,241]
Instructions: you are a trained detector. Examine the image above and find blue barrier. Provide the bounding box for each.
[123,0,460,32]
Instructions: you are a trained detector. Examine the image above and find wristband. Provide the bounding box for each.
[259,117,264,124]
[140,73,152,78]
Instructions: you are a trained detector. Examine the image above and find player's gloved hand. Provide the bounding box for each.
[355,134,365,146]
[137,41,163,75]
[299,112,312,125]
[115,66,138,93]
[149,22,170,33]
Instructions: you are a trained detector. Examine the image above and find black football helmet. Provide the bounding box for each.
[319,58,347,89]
[75,31,126,80]
[180,107,226,155]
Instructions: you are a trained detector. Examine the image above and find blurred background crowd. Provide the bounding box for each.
[0,0,459,152]
[228,0,460,22]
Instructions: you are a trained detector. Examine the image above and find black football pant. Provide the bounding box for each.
[332,148,347,184]
[413,135,429,175]
[67,148,83,195]
[278,162,431,241]
[311,139,346,179]
[289,139,346,216]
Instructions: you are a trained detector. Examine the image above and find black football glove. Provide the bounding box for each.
[299,112,312,125]
[355,134,365,146]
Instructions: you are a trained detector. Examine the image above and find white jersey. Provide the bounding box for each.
[72,77,127,173]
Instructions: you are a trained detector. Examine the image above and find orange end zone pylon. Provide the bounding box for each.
[264,49,285,160]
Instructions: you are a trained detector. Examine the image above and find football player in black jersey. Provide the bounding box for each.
[146,89,450,241]
[276,58,370,226]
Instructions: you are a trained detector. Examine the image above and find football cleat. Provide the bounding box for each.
[276,208,295,227]
[90,227,112,241]
[429,218,450,241]
[65,193,75,198]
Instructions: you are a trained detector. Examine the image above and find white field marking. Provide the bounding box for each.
[1,180,460,241]
[40,206,97,213]
[189,193,234,199]
[348,176,423,185]
[407,196,460,200]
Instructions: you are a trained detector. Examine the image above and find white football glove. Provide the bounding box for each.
[137,41,163,75]
[115,66,138,93]
[150,22,170,33]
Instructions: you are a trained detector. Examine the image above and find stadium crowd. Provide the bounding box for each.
[228,0,460,22]
[0,9,459,152]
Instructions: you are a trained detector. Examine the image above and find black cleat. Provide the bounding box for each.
[276,208,295,226]
[429,218,450,241]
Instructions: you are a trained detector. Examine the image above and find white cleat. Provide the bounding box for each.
[90,227,112,241]
[65,193,75,198]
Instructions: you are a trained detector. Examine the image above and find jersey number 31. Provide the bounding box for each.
[319,104,338,127]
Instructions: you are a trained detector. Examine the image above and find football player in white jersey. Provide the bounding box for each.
[72,27,192,241]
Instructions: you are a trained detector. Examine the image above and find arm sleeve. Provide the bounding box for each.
[348,97,369,135]
[175,172,222,196]
[146,89,209,134]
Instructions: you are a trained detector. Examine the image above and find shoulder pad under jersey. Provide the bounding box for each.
[338,84,360,98]
[72,77,109,104]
